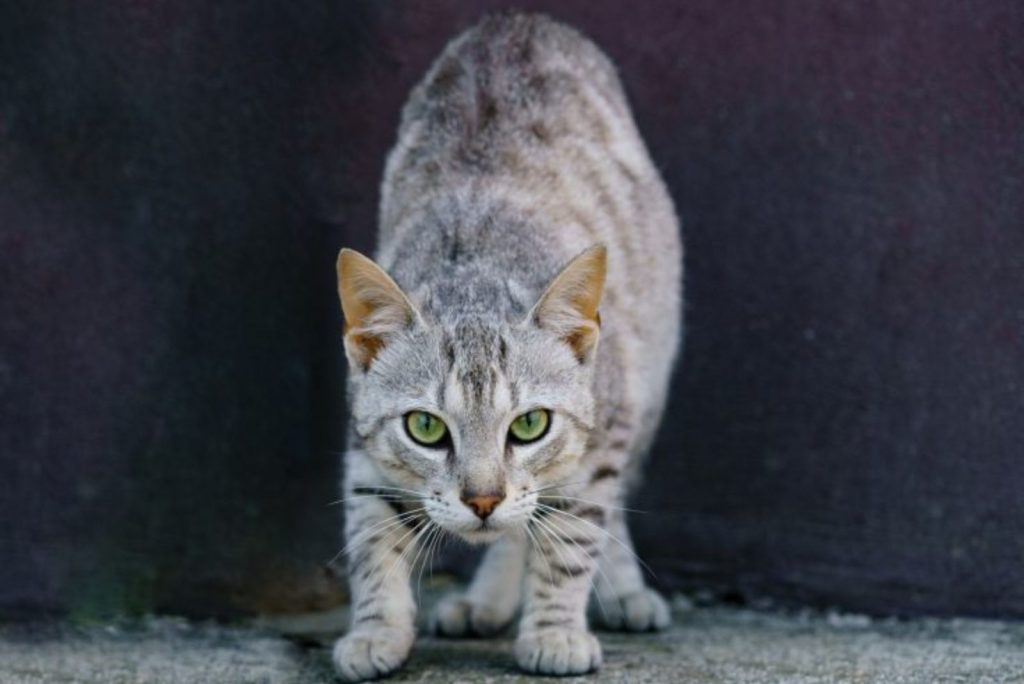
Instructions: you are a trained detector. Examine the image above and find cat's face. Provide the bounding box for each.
[338,246,605,543]
[349,318,595,543]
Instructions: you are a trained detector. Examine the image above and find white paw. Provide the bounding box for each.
[331,626,413,682]
[430,592,514,637]
[515,627,602,675]
[595,587,672,632]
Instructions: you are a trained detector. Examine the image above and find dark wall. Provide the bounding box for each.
[2,0,1022,620]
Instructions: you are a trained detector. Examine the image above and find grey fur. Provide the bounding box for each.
[332,12,682,682]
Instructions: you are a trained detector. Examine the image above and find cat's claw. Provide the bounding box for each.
[430,593,513,637]
[332,626,413,682]
[595,587,672,632]
[515,627,602,675]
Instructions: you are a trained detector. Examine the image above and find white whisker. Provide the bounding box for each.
[525,521,556,587]
[538,494,646,515]
[415,524,445,599]
[536,503,657,580]
[524,479,590,496]
[407,521,438,600]
[328,507,426,565]
[327,485,428,507]
[359,518,428,595]
[381,519,434,590]
[530,512,610,623]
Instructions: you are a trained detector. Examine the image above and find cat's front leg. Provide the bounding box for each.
[516,504,607,675]
[431,533,526,637]
[332,494,424,682]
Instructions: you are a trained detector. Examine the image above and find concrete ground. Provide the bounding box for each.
[3,582,1023,683]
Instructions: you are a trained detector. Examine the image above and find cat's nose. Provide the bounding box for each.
[460,490,505,520]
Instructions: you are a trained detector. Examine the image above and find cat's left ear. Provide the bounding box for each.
[528,244,607,362]
[336,248,421,370]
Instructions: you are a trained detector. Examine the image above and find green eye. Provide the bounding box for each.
[405,411,448,446]
[509,409,551,443]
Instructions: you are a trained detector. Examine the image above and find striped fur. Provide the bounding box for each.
[332,13,682,681]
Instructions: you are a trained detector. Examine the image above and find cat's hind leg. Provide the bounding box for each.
[591,509,671,632]
[430,533,526,637]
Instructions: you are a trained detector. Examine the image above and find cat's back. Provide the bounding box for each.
[380,12,660,241]
[379,13,682,458]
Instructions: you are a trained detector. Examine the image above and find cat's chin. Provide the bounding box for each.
[455,527,507,545]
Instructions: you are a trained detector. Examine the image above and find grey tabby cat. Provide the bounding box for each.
[332,12,682,681]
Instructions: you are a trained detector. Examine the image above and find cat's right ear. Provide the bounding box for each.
[336,249,419,370]
[528,244,607,363]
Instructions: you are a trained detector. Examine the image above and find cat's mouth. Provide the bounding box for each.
[455,521,507,545]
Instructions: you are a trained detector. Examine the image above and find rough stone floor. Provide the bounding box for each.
[3,580,1023,683]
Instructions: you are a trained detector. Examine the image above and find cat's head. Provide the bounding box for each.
[337,245,606,544]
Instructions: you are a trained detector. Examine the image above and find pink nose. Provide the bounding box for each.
[460,492,505,519]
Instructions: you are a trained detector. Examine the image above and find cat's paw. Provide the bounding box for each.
[430,592,514,637]
[515,627,602,675]
[332,626,413,682]
[595,587,672,632]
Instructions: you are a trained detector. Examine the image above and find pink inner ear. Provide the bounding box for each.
[530,246,606,361]
[337,249,423,370]
[564,319,600,362]
[346,329,386,368]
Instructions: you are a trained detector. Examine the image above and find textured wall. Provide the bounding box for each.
[1,0,1022,620]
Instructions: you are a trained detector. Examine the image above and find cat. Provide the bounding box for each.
[331,12,682,681]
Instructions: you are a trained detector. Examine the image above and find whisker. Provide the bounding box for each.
[381,519,434,589]
[409,520,439,576]
[531,514,575,576]
[330,507,426,565]
[536,503,658,580]
[524,479,590,496]
[427,526,452,587]
[359,517,428,592]
[414,527,434,598]
[355,485,428,495]
[345,507,425,546]
[530,512,610,623]
[333,513,416,567]
[529,521,562,591]
[407,521,437,600]
[538,494,646,515]
[327,485,428,506]
[525,520,556,587]
[415,524,445,599]
[327,493,422,508]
